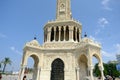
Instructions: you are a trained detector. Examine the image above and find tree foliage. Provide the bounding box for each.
[93,63,120,77]
[93,63,101,76]
[2,57,12,73]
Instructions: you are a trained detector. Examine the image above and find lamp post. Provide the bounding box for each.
[109,70,111,76]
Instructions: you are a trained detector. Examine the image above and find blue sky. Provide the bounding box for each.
[0,0,120,71]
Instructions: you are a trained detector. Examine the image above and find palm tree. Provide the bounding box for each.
[0,62,1,68]
[0,62,2,72]
[2,57,12,73]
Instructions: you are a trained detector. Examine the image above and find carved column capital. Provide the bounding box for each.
[21,65,27,69]
[69,26,73,31]
[98,65,104,71]
[88,65,94,70]
[58,26,61,31]
[75,27,77,32]
[54,27,56,31]
[48,28,51,32]
[76,67,80,71]
[63,26,66,31]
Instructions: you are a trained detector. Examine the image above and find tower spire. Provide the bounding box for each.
[56,0,72,21]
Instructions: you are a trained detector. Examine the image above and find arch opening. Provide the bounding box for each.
[92,54,101,78]
[51,27,54,41]
[44,28,47,42]
[65,26,69,41]
[73,27,76,41]
[77,28,79,42]
[56,27,59,41]
[61,26,64,41]
[25,55,39,80]
[51,58,64,80]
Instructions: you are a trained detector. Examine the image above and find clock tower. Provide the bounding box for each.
[18,0,105,80]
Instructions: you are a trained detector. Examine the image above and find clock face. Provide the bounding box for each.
[60,3,65,12]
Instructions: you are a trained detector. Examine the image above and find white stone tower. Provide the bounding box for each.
[18,0,104,80]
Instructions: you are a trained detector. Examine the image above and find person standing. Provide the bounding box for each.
[0,73,2,80]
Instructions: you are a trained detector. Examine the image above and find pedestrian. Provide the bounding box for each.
[104,76,108,80]
[112,76,115,80]
[23,75,27,80]
[109,76,113,80]
[0,73,2,80]
[98,76,101,80]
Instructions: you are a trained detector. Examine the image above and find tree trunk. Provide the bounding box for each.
[2,64,6,73]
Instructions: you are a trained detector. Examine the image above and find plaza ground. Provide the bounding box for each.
[1,74,120,80]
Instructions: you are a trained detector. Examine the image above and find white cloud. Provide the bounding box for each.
[0,33,7,38]
[88,36,117,62]
[102,50,115,58]
[98,17,109,28]
[102,44,120,62]
[115,43,120,54]
[95,29,101,35]
[101,50,116,63]
[89,35,96,41]
[89,35,102,44]
[116,44,120,49]
[10,46,15,51]
[102,0,112,10]
[95,17,109,35]
[10,46,22,55]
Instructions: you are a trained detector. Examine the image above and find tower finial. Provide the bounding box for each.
[84,32,87,37]
[34,35,37,40]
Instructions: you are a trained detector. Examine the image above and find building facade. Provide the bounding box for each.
[116,54,120,64]
[18,0,104,80]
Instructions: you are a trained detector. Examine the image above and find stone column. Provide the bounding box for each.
[88,65,94,80]
[69,26,73,42]
[18,65,26,80]
[33,67,37,80]
[76,67,80,80]
[47,28,51,42]
[79,33,81,42]
[64,26,66,41]
[99,66,104,80]
[58,26,61,41]
[36,67,41,80]
[75,27,77,42]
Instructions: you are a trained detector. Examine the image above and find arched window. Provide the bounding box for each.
[92,54,101,77]
[51,27,54,41]
[77,28,79,42]
[73,27,76,41]
[65,26,69,41]
[44,28,47,42]
[56,27,59,41]
[61,26,64,41]
[26,55,39,80]
[51,58,64,80]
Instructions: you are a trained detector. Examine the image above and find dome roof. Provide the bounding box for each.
[28,39,40,46]
[82,37,93,43]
